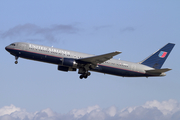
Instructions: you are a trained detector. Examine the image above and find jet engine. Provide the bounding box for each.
[57,58,77,72]
[61,58,77,68]
[58,65,76,72]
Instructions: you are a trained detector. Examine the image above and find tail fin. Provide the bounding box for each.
[140,43,175,69]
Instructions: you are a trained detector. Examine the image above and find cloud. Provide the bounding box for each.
[94,25,112,31]
[143,99,180,115]
[121,27,135,33]
[0,23,79,43]
[71,105,100,119]
[0,104,20,116]
[0,99,180,120]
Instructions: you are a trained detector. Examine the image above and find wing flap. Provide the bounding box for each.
[77,51,121,64]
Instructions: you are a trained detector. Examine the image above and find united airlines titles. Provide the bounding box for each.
[29,44,70,55]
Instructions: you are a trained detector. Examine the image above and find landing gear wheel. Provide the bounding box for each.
[87,72,91,76]
[15,56,19,64]
[79,72,91,79]
[84,74,88,79]
[80,75,84,79]
[15,61,18,64]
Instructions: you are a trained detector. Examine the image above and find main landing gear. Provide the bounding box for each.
[78,67,91,79]
[79,72,91,79]
[15,56,18,64]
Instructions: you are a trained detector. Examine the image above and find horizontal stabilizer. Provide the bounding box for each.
[146,68,172,74]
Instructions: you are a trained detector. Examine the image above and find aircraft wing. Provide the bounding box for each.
[77,51,121,64]
[146,68,172,73]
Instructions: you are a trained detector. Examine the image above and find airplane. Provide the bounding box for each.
[5,42,175,79]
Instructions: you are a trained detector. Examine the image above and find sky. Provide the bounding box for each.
[0,0,180,120]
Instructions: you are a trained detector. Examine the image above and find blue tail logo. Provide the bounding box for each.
[159,51,167,58]
[140,43,175,69]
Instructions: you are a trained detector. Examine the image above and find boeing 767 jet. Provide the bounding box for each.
[5,42,175,79]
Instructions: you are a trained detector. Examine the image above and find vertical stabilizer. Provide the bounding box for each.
[140,43,175,69]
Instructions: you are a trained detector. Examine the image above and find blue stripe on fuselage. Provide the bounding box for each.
[93,64,151,77]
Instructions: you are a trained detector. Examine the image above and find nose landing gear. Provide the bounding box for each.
[15,56,19,64]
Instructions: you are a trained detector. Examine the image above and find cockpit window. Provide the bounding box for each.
[10,43,15,46]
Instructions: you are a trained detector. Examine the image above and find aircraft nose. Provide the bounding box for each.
[5,46,9,51]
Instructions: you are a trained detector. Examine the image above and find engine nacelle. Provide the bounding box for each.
[62,58,77,68]
[58,65,76,72]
